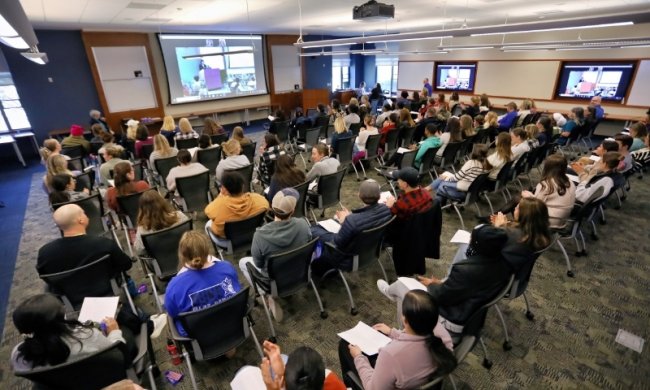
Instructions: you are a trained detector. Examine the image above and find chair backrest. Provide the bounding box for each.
[179,287,253,361]
[399,149,418,169]
[418,147,439,175]
[52,193,106,236]
[140,143,154,161]
[132,160,144,182]
[14,342,128,390]
[176,171,211,212]
[474,128,490,145]
[440,141,463,168]
[494,160,515,189]
[225,163,254,192]
[336,136,354,165]
[142,220,193,280]
[224,211,266,251]
[458,137,475,159]
[155,156,180,182]
[304,127,321,150]
[241,142,257,163]
[511,151,530,178]
[346,216,395,271]
[349,122,362,137]
[364,133,382,160]
[39,255,117,309]
[176,138,199,150]
[116,188,154,228]
[61,145,85,158]
[210,133,229,146]
[267,238,319,297]
[291,180,310,219]
[67,156,84,171]
[509,253,541,299]
[274,120,291,143]
[384,129,400,155]
[74,171,94,193]
[465,173,490,204]
[462,274,515,337]
[316,167,347,209]
[197,146,222,174]
[90,141,103,155]
[451,103,463,117]
[400,126,416,147]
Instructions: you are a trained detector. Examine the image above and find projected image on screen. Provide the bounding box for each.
[555,63,635,102]
[159,34,268,104]
[435,63,476,91]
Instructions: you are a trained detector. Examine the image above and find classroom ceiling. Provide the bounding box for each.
[19,0,650,36]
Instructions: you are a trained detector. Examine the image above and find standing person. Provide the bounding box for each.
[370,83,383,101]
[423,78,433,97]
[357,81,367,98]
[339,290,456,390]
[89,109,109,132]
[175,118,199,141]
[106,161,150,212]
[149,134,178,174]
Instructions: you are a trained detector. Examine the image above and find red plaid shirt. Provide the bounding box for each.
[390,187,432,219]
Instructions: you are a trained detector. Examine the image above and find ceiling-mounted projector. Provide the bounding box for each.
[353,0,394,21]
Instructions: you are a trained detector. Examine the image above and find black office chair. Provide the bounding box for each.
[74,170,95,193]
[141,219,193,313]
[210,133,229,146]
[175,138,199,150]
[418,146,440,182]
[197,146,221,175]
[273,120,292,144]
[322,216,395,315]
[377,149,418,197]
[222,163,254,192]
[433,141,464,176]
[349,122,362,137]
[437,173,491,230]
[116,188,156,260]
[291,180,310,220]
[352,133,382,181]
[400,126,416,147]
[308,167,347,221]
[380,129,400,164]
[241,142,257,163]
[51,193,117,242]
[175,171,212,213]
[247,238,326,341]
[335,136,355,166]
[169,287,263,390]
[154,156,180,189]
[482,160,515,212]
[67,156,85,171]
[61,145,85,159]
[205,210,266,260]
[296,127,321,170]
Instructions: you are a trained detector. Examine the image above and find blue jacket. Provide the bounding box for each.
[498,111,518,131]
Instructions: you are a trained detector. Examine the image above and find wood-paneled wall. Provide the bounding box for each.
[302,89,330,110]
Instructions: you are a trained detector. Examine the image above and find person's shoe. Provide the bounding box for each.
[149,313,168,339]
[376,279,393,301]
[268,296,283,322]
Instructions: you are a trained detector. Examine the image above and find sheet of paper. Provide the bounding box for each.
[396,147,410,154]
[230,366,266,390]
[78,296,120,323]
[615,329,645,353]
[318,218,341,234]
[337,321,391,356]
[397,277,427,291]
[107,179,115,187]
[450,229,471,244]
[267,115,275,121]
[378,191,392,204]
[566,174,580,183]
[308,181,317,191]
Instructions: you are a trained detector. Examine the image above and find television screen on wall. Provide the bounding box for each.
[157,33,268,104]
[434,62,477,92]
[554,61,636,102]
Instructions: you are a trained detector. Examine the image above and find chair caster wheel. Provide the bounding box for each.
[614,206,621,210]
[580,250,587,256]
[268,336,277,343]
[525,311,534,321]
[350,308,358,315]
[356,178,361,182]
[320,311,328,319]
[567,270,575,277]
[599,219,606,225]
[482,358,493,369]
[503,341,512,351]
[590,234,598,241]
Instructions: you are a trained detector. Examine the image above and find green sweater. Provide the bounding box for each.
[415,136,442,168]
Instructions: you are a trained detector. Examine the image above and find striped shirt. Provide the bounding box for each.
[452,159,489,191]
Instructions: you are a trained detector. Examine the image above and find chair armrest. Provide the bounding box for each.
[346,371,364,389]
[324,241,345,256]
[131,323,149,365]
[167,314,191,342]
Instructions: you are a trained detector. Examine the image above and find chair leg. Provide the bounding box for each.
[479,337,493,369]
[248,320,265,359]
[483,194,495,215]
[494,304,511,351]
[360,160,368,180]
[377,258,388,283]
[352,162,361,181]
[121,282,139,316]
[555,239,574,277]
[258,290,277,341]
[451,204,465,230]
[309,278,328,319]
[147,272,163,313]
[146,364,157,390]
[337,270,358,315]
[522,293,534,320]
[449,374,458,390]
[181,351,199,390]
[310,208,318,223]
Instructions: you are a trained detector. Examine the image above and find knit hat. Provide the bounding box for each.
[394,167,419,187]
[552,113,567,127]
[272,188,299,216]
[70,125,84,136]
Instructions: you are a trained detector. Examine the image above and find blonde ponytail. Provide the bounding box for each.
[178,231,211,270]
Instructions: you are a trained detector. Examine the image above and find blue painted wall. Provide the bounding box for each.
[1,30,101,143]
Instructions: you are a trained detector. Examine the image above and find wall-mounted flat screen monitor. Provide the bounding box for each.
[434,62,477,92]
[157,34,268,105]
[554,62,636,102]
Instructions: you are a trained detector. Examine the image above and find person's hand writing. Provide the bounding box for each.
[372,323,391,335]
[260,358,283,390]
[103,317,119,334]
[348,344,363,358]
[335,208,350,224]
[385,195,396,208]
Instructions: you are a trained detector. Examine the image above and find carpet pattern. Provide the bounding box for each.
[0,149,648,390]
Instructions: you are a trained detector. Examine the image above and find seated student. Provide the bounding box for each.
[330,114,353,157]
[353,115,379,164]
[90,123,105,143]
[231,341,346,390]
[98,131,125,157]
[11,294,133,371]
[510,127,531,162]
[628,122,648,152]
[385,167,432,220]
[395,90,411,107]
[378,113,398,151]
[413,107,439,142]
[268,110,287,135]
[339,291,456,390]
[40,139,68,166]
[536,116,553,144]
[149,134,178,174]
[430,144,491,206]
[204,171,269,242]
[310,180,392,277]
[133,190,189,256]
[259,133,285,184]
[106,161,150,213]
[462,95,481,118]
[497,102,518,132]
[159,115,179,145]
[344,103,361,130]
[459,114,476,139]
[174,118,199,141]
[590,96,605,120]
[61,124,91,154]
[614,134,634,173]
[524,123,544,148]
[48,174,89,205]
[239,188,311,320]
[216,139,250,184]
[396,108,416,144]
[99,145,126,186]
[202,117,226,136]
[487,132,512,180]
[483,111,500,143]
[267,155,306,202]
[573,152,621,204]
[165,231,241,345]
[631,131,650,166]
[516,99,535,127]
[306,143,340,183]
[232,126,253,147]
[377,224,512,337]
[479,93,492,113]
[134,124,153,159]
[570,140,619,183]
[44,154,80,194]
[375,103,393,128]
[436,117,463,161]
[556,107,585,146]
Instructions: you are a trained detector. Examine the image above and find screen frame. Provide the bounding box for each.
[156,33,270,106]
[552,60,637,104]
[433,61,478,93]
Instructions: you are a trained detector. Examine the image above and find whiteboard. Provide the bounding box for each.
[102,78,157,112]
[93,46,151,80]
[397,61,434,91]
[272,45,301,93]
[475,61,560,100]
[627,60,650,106]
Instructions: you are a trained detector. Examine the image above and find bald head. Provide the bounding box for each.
[591,96,602,105]
[53,204,87,233]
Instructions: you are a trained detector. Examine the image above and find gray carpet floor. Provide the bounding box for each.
[0,148,649,390]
